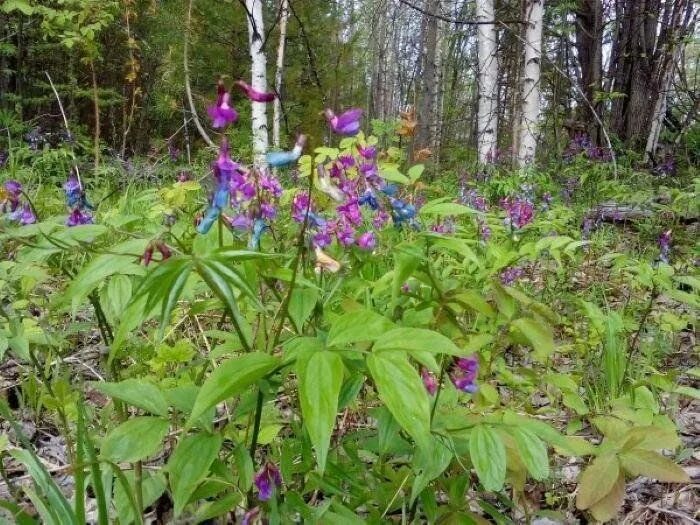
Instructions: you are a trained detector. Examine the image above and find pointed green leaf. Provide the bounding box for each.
[100,417,168,463]
[511,317,555,361]
[373,328,462,356]
[513,427,549,480]
[576,453,620,510]
[469,425,506,491]
[327,309,395,347]
[92,379,169,416]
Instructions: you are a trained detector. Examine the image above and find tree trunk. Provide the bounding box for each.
[416,0,439,150]
[574,0,603,143]
[476,0,499,164]
[517,0,544,166]
[246,0,269,165]
[272,0,289,149]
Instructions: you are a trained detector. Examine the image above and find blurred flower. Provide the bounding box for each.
[356,231,376,250]
[358,189,378,210]
[1,180,22,212]
[242,507,261,525]
[235,80,276,102]
[357,144,377,159]
[431,219,455,234]
[207,80,238,128]
[168,142,180,162]
[225,213,252,230]
[380,183,397,197]
[499,266,524,286]
[478,219,491,242]
[142,244,154,266]
[196,206,221,234]
[266,135,306,168]
[658,229,672,263]
[372,210,390,229]
[337,199,362,226]
[324,108,362,136]
[652,156,676,177]
[66,208,93,227]
[177,170,192,182]
[338,154,356,168]
[254,462,282,501]
[249,218,269,250]
[313,229,332,248]
[451,355,478,393]
[421,368,438,396]
[292,192,311,223]
[501,197,533,229]
[336,223,355,247]
[11,205,36,225]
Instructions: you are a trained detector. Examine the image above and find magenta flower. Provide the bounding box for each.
[372,210,390,229]
[421,368,438,396]
[259,172,283,198]
[291,192,311,223]
[336,223,355,247]
[451,355,479,393]
[2,180,22,212]
[260,202,277,220]
[254,462,282,501]
[502,197,534,229]
[66,208,93,227]
[225,213,252,230]
[357,231,376,250]
[499,266,524,286]
[207,81,238,128]
[338,154,356,168]
[337,199,362,226]
[313,230,332,248]
[235,80,276,103]
[18,205,36,225]
[324,108,363,136]
[357,144,377,160]
[658,229,672,263]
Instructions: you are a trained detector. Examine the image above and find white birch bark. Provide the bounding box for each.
[517,0,544,167]
[272,0,289,149]
[246,0,269,165]
[476,0,498,164]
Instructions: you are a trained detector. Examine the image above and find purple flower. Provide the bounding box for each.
[499,266,524,286]
[337,199,362,226]
[451,355,479,393]
[1,180,22,212]
[431,219,455,234]
[260,202,277,220]
[356,231,376,250]
[401,282,411,293]
[63,175,83,206]
[336,223,355,246]
[168,142,180,162]
[421,368,438,396]
[291,192,311,223]
[358,189,378,210]
[66,208,93,227]
[501,198,534,229]
[357,144,377,160]
[359,162,379,181]
[324,108,363,136]
[4,180,21,195]
[653,156,676,177]
[254,462,282,501]
[235,80,276,103]
[658,229,672,263]
[313,229,333,248]
[478,219,491,242]
[18,205,36,225]
[372,210,390,229]
[216,139,238,182]
[259,173,283,198]
[338,154,356,168]
[207,81,239,129]
[225,213,252,230]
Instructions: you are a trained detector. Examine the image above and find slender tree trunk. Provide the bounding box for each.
[90,60,101,170]
[476,0,498,164]
[517,0,544,166]
[272,0,289,149]
[416,0,439,150]
[575,0,603,143]
[246,0,269,165]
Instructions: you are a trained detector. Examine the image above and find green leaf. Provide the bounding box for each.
[379,164,410,184]
[188,353,278,425]
[469,425,506,491]
[298,351,344,473]
[366,352,431,451]
[513,428,549,480]
[288,288,319,332]
[511,317,555,361]
[327,309,394,347]
[407,164,425,182]
[373,328,463,356]
[392,243,423,301]
[588,472,625,522]
[113,471,166,525]
[576,453,620,510]
[92,379,169,416]
[619,450,690,483]
[1,1,34,16]
[167,432,222,516]
[100,417,168,463]
[420,200,476,217]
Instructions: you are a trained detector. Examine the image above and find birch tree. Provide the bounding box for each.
[517,0,544,167]
[272,0,289,149]
[245,0,269,165]
[476,0,498,164]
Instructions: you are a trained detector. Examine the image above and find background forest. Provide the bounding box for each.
[0,0,698,524]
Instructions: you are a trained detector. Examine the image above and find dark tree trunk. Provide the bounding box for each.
[575,0,603,144]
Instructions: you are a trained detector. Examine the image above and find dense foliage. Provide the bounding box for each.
[0,0,698,524]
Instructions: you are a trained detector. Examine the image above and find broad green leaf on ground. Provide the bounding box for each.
[510,317,555,361]
[327,309,395,347]
[167,432,222,516]
[100,417,169,463]
[366,352,431,451]
[512,427,549,480]
[92,379,169,416]
[469,425,506,491]
[188,353,278,425]
[298,351,344,473]
[373,328,462,356]
[619,449,689,482]
[576,453,620,510]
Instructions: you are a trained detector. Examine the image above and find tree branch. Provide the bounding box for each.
[396,0,524,25]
